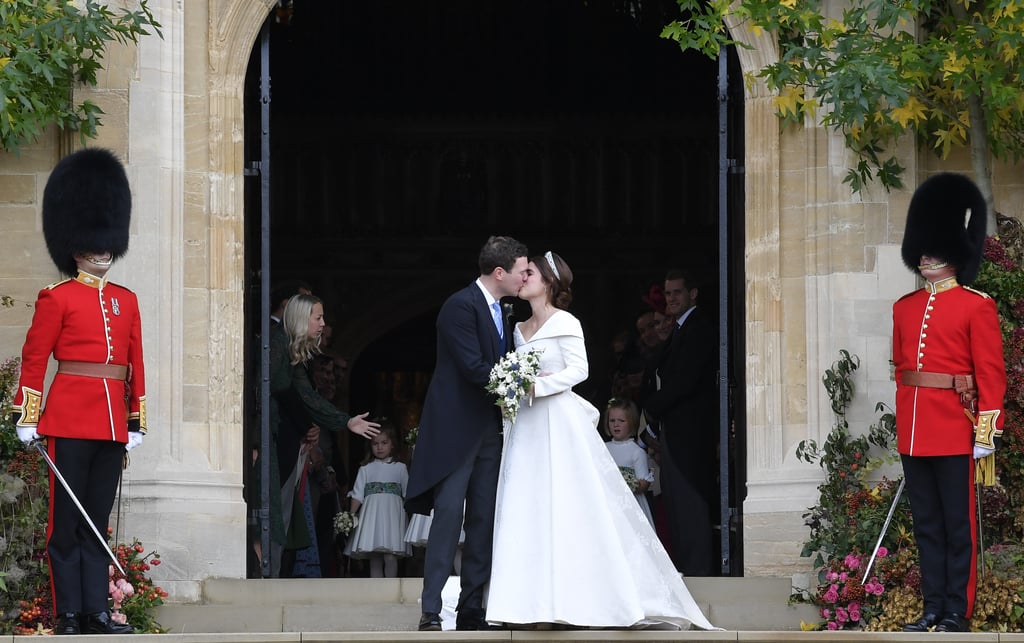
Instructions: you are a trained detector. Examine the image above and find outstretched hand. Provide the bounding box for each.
[348,412,381,439]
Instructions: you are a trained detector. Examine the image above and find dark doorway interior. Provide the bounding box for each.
[244,0,745,576]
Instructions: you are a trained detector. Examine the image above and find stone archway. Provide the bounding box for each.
[206,0,787,579]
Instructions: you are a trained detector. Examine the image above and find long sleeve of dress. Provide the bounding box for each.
[291,363,351,432]
[533,316,589,399]
[631,443,653,482]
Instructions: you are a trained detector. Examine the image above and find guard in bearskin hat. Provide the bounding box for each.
[893,173,1006,633]
[10,148,146,635]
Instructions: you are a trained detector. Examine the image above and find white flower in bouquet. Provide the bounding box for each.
[333,510,358,536]
[486,348,543,423]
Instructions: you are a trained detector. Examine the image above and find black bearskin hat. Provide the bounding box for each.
[42,148,132,277]
[901,172,987,285]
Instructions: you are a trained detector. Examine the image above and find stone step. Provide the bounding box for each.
[153,577,823,634]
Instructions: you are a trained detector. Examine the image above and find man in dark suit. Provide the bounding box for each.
[405,236,529,631]
[642,268,718,576]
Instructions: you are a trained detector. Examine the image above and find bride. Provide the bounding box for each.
[485,251,716,630]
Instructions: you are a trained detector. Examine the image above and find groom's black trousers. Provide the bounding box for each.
[421,429,502,615]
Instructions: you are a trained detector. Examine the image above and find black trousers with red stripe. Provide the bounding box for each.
[900,453,977,618]
[47,437,124,615]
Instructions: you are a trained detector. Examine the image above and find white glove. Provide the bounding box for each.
[16,425,40,444]
[973,444,995,460]
[126,432,144,452]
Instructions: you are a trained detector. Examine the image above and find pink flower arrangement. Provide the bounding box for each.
[816,549,887,630]
[108,569,136,623]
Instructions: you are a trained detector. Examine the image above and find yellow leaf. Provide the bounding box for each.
[0,57,9,70]
[933,126,966,158]
[890,96,927,128]
[780,0,797,8]
[749,23,764,38]
[942,52,967,79]
[995,1,1019,20]
[827,18,846,33]
[774,86,804,118]
[1000,41,1017,64]
[800,620,820,631]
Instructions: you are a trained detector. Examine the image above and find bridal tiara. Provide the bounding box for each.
[544,251,560,279]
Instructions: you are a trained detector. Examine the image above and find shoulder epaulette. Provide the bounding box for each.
[963,286,992,299]
[44,278,72,290]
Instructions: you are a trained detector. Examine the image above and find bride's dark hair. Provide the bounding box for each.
[534,251,573,310]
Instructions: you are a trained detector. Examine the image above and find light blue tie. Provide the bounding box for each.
[491,301,504,339]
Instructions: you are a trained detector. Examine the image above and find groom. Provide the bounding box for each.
[405,236,529,631]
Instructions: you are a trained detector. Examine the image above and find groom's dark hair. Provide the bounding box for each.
[479,235,528,275]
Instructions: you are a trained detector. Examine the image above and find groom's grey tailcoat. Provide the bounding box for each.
[405,281,503,515]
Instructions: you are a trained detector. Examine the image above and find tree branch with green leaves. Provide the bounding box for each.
[663,0,1024,216]
[0,0,162,154]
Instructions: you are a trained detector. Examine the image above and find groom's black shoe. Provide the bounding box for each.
[418,612,442,631]
[456,607,500,630]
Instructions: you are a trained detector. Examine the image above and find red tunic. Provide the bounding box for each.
[12,271,146,442]
[893,278,1005,456]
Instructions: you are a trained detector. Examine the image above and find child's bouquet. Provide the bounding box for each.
[405,426,419,448]
[333,510,358,537]
[619,467,640,493]
[486,348,544,424]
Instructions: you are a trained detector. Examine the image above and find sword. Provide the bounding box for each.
[976,478,985,580]
[33,441,127,576]
[862,477,906,585]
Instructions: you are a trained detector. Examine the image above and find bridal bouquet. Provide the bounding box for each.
[486,348,543,424]
[333,510,358,537]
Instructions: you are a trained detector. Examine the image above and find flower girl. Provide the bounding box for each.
[604,398,654,526]
[344,424,411,577]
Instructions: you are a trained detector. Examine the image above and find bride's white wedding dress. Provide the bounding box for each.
[485,310,715,629]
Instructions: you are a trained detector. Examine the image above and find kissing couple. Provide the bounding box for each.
[405,235,716,632]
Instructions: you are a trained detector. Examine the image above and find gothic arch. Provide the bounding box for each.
[204,0,788,576]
